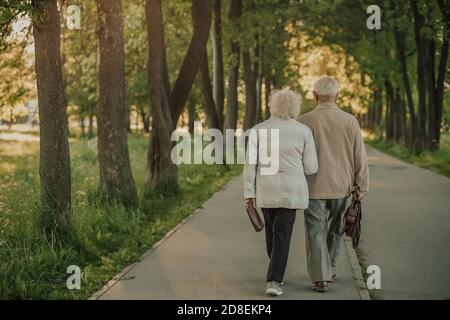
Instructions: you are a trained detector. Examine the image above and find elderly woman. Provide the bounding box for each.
[244,89,318,296]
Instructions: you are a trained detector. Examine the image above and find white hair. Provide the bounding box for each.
[313,76,340,99]
[269,89,301,120]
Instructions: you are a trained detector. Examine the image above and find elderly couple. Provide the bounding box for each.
[244,76,369,296]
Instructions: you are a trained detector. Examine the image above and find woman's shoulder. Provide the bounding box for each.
[252,118,311,136]
[291,120,313,136]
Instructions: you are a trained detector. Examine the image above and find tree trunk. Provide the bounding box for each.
[394,28,416,148]
[393,89,403,142]
[374,87,383,128]
[141,110,150,133]
[367,95,375,131]
[88,113,94,139]
[411,0,427,151]
[145,0,212,191]
[254,42,263,124]
[385,80,395,140]
[199,49,220,129]
[188,99,196,135]
[96,0,138,206]
[170,0,212,124]
[435,0,450,148]
[212,0,224,129]
[399,92,408,145]
[80,117,86,138]
[146,0,178,191]
[264,76,271,120]
[243,50,257,130]
[32,0,71,237]
[425,38,438,150]
[224,0,242,131]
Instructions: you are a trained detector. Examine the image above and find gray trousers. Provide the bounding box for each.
[304,198,348,282]
[262,208,296,283]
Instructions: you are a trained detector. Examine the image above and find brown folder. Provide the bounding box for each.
[246,205,265,232]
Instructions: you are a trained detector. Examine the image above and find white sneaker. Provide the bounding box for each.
[266,281,283,296]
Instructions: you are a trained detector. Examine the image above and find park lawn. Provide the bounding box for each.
[0,134,242,299]
[366,134,450,178]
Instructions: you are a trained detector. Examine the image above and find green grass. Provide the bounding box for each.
[366,134,450,178]
[0,134,242,299]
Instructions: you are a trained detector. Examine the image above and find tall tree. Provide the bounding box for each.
[199,49,221,129]
[170,0,212,123]
[224,0,243,130]
[433,0,450,147]
[242,48,257,130]
[145,0,177,191]
[96,0,138,205]
[32,0,71,236]
[411,0,427,151]
[145,0,211,190]
[212,0,224,129]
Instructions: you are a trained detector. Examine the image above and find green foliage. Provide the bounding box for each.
[0,135,242,299]
[62,1,98,122]
[366,134,450,178]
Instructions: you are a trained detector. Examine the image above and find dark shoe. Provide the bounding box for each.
[312,281,329,292]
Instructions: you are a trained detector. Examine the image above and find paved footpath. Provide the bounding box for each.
[361,147,450,300]
[95,176,362,300]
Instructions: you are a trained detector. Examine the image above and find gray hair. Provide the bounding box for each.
[269,89,301,120]
[313,76,340,99]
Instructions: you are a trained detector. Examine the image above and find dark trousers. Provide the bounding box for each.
[262,208,296,283]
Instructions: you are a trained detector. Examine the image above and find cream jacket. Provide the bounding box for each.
[244,116,318,209]
[299,102,369,199]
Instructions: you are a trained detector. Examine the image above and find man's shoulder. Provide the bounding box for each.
[299,110,316,121]
[301,107,358,125]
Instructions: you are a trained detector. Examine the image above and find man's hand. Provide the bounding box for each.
[355,189,364,201]
[245,198,255,209]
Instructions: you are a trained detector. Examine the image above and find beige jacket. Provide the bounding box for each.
[299,102,369,199]
[244,117,318,209]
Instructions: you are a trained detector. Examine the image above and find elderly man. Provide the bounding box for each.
[299,77,369,292]
[244,89,318,296]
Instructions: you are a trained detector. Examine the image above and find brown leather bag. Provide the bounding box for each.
[343,193,362,248]
[246,205,265,232]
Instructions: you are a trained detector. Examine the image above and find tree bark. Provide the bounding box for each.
[32,0,71,236]
[394,28,416,148]
[399,91,408,145]
[188,99,196,135]
[145,0,212,191]
[385,80,395,140]
[242,49,257,130]
[96,0,138,206]
[224,0,242,131]
[170,0,212,124]
[433,0,450,148]
[141,110,150,133]
[145,0,178,191]
[374,87,383,128]
[254,41,263,124]
[411,0,427,151]
[80,117,86,138]
[88,113,94,139]
[264,76,271,120]
[425,38,438,150]
[212,0,224,129]
[393,89,403,142]
[199,49,220,129]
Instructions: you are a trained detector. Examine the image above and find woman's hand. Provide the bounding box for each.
[245,198,255,209]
